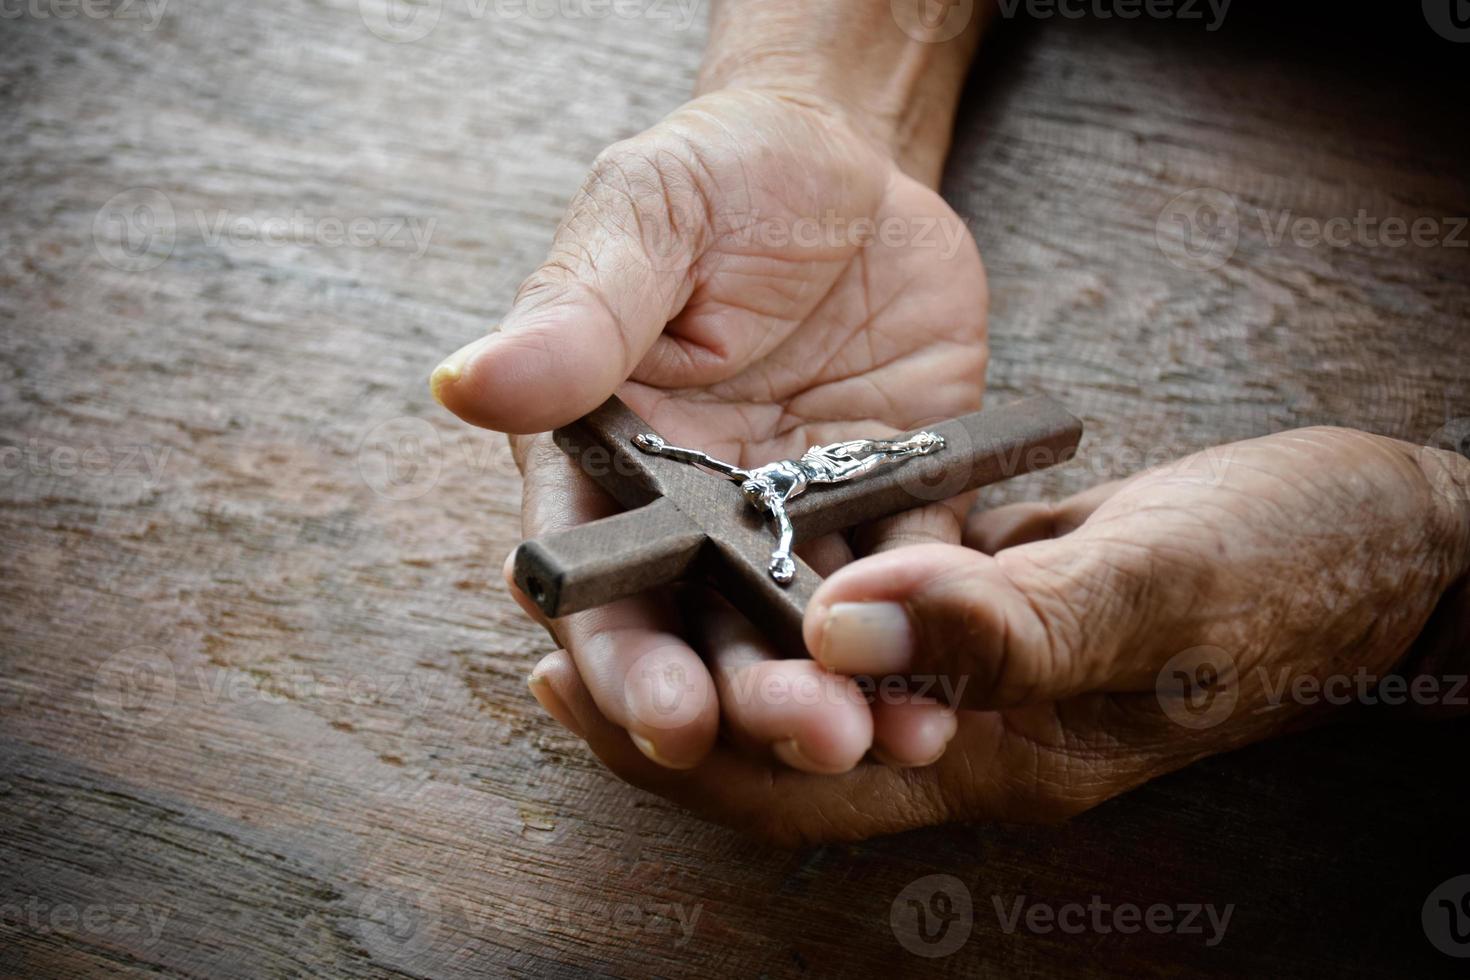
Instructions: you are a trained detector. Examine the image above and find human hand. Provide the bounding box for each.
[523,428,1470,844]
[432,7,990,774]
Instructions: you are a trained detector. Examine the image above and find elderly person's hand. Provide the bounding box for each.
[432,1,992,772]
[524,428,1470,844]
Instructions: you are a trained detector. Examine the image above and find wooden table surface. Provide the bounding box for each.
[2,2,1467,976]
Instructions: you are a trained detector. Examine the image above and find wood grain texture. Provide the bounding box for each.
[2,1,1468,977]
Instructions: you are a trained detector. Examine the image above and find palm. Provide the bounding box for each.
[450,90,991,781]
[543,429,1465,844]
[606,90,988,461]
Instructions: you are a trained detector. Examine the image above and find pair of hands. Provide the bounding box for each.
[431,90,1470,845]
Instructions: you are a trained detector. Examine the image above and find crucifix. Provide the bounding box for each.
[512,396,1083,656]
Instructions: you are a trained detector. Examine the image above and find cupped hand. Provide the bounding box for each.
[431,88,988,773]
[525,428,1470,845]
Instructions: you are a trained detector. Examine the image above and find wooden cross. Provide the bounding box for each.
[512,396,1083,656]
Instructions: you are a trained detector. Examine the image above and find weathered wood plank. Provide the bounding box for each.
[2,1,1467,977]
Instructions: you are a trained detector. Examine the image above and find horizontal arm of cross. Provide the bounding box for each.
[512,396,1082,655]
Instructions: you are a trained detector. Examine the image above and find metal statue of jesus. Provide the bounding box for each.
[632,430,946,584]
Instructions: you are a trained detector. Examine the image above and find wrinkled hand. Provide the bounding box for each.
[527,428,1470,845]
[432,88,988,772]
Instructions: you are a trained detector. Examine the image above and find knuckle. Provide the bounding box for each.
[988,548,1137,704]
[579,136,714,255]
[512,261,580,311]
[586,139,697,218]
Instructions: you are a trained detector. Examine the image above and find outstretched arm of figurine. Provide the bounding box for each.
[633,434,751,482]
[811,433,946,484]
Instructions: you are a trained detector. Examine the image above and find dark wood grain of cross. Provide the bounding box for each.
[512,396,1083,656]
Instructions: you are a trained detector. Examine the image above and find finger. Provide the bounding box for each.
[853,498,970,761]
[558,596,718,770]
[870,695,958,768]
[688,592,872,775]
[805,541,1155,711]
[539,648,1128,836]
[503,551,559,644]
[527,650,585,738]
[795,532,853,578]
[517,431,718,769]
[535,648,956,846]
[430,137,703,433]
[964,478,1128,554]
[857,494,1131,775]
[853,495,971,556]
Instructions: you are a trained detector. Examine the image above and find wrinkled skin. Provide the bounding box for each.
[527,428,1470,846]
[435,90,989,772]
[433,90,1470,844]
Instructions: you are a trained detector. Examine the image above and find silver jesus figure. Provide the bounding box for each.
[632,429,946,584]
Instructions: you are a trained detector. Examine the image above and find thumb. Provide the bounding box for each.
[430,137,704,434]
[804,541,1153,711]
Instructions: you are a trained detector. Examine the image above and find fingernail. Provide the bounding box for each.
[630,732,698,771]
[429,335,494,406]
[773,738,856,775]
[873,711,958,769]
[816,602,916,675]
[527,672,585,739]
